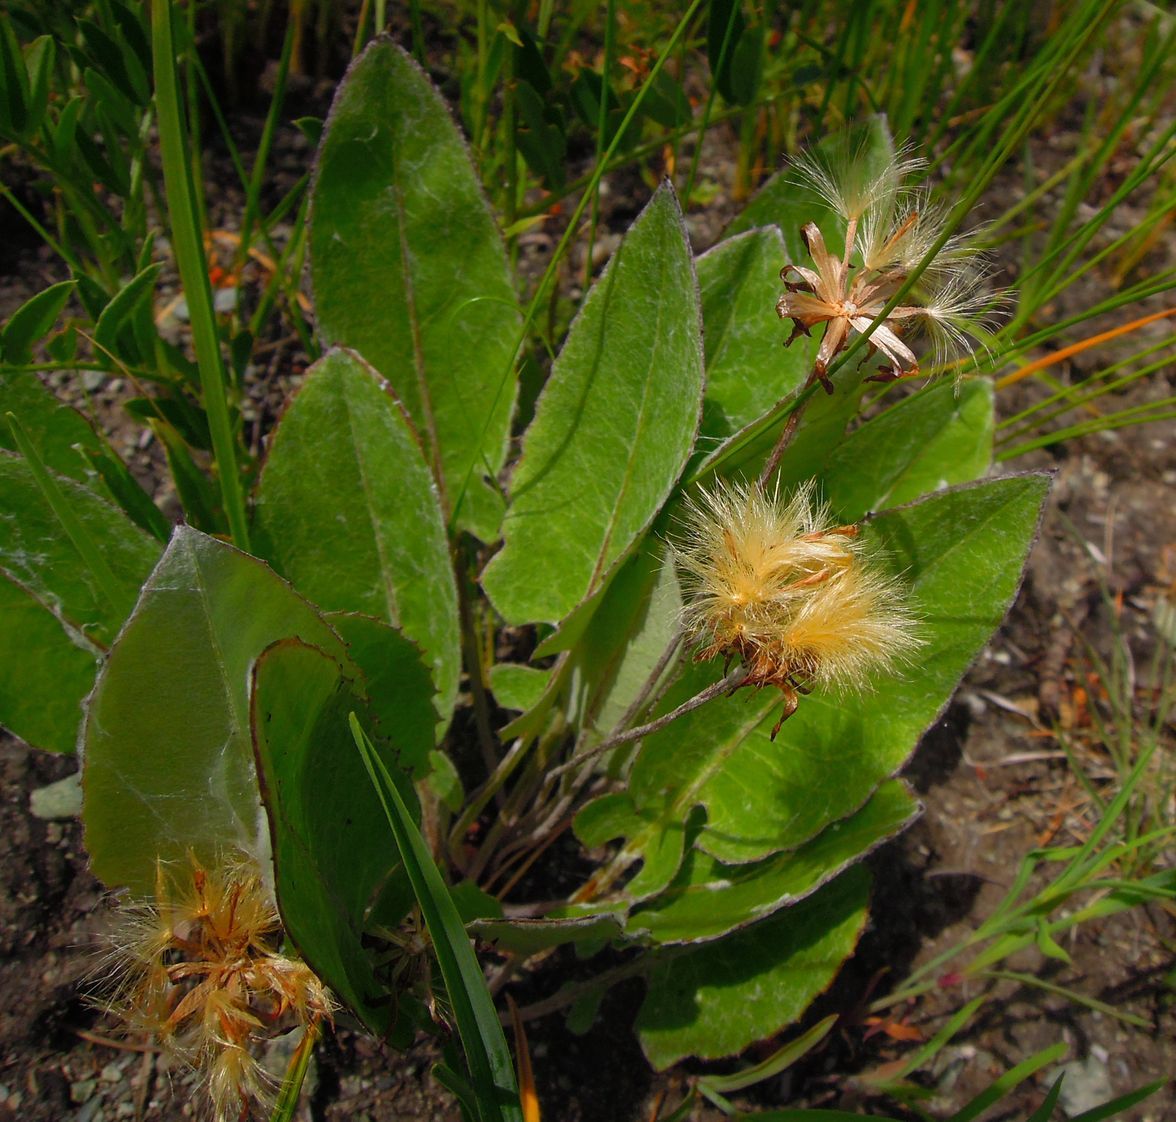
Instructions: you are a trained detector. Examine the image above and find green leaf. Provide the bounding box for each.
[1,280,76,365]
[0,452,159,645]
[513,79,567,191]
[83,66,138,140]
[582,474,1050,891]
[93,263,162,368]
[351,716,523,1122]
[250,638,422,1039]
[467,913,623,956]
[310,39,520,541]
[78,17,148,106]
[569,536,682,748]
[707,0,747,105]
[1068,1080,1167,1122]
[52,96,84,167]
[727,24,764,106]
[695,228,813,450]
[325,610,438,777]
[691,368,868,490]
[488,663,550,713]
[254,349,460,735]
[0,371,101,484]
[636,866,870,1069]
[80,445,172,543]
[0,17,29,137]
[0,572,97,754]
[482,183,704,626]
[628,781,918,943]
[821,378,995,521]
[81,525,352,893]
[23,37,54,140]
[643,69,691,129]
[150,419,223,534]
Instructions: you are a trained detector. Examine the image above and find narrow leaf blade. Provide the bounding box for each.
[351,717,523,1122]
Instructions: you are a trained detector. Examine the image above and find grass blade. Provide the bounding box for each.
[701,1015,837,1094]
[946,1041,1067,1122]
[350,714,522,1122]
[1069,1079,1167,1122]
[149,0,250,549]
[267,1020,321,1122]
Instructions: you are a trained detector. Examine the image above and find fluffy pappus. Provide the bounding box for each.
[674,480,921,735]
[90,856,333,1122]
[778,141,1005,388]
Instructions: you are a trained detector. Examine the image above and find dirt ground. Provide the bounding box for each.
[1,27,1174,1122]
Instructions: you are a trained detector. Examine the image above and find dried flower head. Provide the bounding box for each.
[777,143,1002,390]
[674,480,921,734]
[92,857,333,1122]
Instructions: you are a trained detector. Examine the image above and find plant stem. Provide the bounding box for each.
[150,0,251,550]
[549,666,748,781]
[757,380,819,489]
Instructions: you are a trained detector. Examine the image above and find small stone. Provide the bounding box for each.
[116,1103,135,1118]
[1052,1054,1115,1118]
[76,1099,104,1122]
[30,772,83,820]
[71,1079,98,1104]
[100,1063,123,1084]
[82,370,106,391]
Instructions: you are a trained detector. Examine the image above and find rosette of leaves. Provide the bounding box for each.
[0,35,1048,1102]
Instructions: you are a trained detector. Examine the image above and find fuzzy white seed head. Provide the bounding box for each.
[674,480,921,728]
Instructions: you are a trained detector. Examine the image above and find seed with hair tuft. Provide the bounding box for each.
[674,480,921,735]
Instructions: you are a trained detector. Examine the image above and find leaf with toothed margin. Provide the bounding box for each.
[310,39,520,541]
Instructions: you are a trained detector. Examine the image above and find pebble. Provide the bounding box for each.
[71,1078,98,1104]
[1052,1054,1115,1118]
[100,1062,123,1083]
[76,1099,104,1122]
[29,772,82,820]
